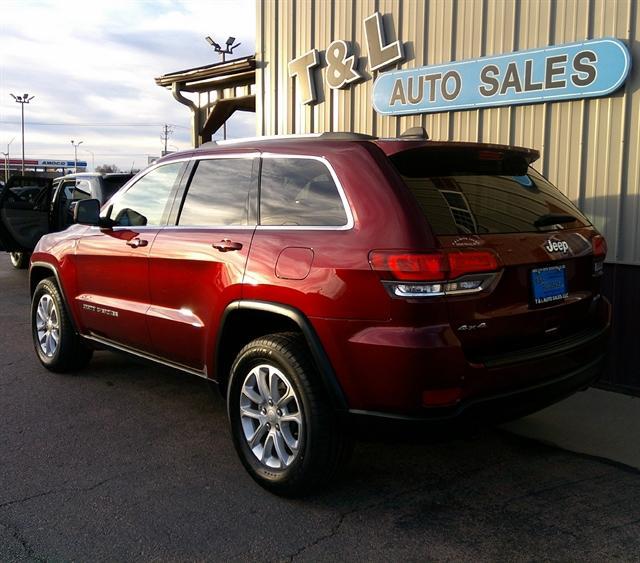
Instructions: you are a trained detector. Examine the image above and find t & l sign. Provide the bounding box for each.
[373,38,631,115]
[287,10,631,115]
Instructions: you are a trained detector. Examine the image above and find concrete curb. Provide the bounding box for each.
[502,387,640,470]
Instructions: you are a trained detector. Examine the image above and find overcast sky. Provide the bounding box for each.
[0,0,256,171]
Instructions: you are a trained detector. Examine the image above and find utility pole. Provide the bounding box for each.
[10,93,35,175]
[160,124,174,155]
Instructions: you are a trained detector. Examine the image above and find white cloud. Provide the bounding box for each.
[0,0,256,171]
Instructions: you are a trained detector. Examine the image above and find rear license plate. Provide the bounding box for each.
[531,265,568,305]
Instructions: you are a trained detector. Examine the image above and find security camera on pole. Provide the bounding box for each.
[204,35,241,140]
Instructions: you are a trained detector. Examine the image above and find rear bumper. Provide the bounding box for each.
[348,352,605,428]
[313,296,611,418]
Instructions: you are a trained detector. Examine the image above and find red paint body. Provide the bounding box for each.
[30,137,611,419]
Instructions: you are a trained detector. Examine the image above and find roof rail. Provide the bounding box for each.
[319,132,378,140]
[399,126,429,140]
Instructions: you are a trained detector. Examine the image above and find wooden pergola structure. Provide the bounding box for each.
[155,55,256,147]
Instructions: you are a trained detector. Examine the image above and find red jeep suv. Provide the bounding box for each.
[29,132,610,495]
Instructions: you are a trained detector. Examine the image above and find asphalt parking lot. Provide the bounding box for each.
[1,261,639,562]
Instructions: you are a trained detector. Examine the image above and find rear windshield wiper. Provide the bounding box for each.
[533,213,577,228]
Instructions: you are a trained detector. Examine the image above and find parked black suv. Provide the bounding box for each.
[0,172,133,268]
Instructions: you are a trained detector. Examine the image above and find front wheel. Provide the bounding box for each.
[227,332,352,496]
[31,278,93,372]
[9,252,29,269]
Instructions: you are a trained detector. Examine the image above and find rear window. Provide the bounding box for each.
[391,148,590,235]
[102,175,133,200]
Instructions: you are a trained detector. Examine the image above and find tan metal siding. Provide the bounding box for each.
[257,0,640,264]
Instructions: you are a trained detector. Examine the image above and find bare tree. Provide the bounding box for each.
[95,164,119,174]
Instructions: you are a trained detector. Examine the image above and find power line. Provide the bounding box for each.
[23,152,163,157]
[0,121,189,128]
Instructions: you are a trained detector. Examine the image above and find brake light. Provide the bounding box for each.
[369,249,501,298]
[369,252,447,281]
[477,150,503,160]
[592,235,607,276]
[592,235,607,260]
[448,250,499,279]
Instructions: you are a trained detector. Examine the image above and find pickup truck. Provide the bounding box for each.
[0,172,133,268]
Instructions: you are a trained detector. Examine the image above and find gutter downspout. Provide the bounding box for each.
[171,82,201,147]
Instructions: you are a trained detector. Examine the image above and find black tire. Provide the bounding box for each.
[9,252,29,269]
[227,332,352,496]
[31,277,93,372]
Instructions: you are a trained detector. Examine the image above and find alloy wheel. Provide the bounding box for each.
[35,294,60,357]
[239,364,303,469]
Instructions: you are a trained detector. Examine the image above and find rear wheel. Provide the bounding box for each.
[32,278,93,372]
[227,332,352,496]
[9,252,28,269]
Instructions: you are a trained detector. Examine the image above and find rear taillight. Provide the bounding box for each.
[369,249,501,298]
[592,235,607,276]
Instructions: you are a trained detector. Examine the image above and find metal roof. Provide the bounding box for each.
[154,55,256,93]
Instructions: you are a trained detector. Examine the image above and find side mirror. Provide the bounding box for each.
[74,199,101,226]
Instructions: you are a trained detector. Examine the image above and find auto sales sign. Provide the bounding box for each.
[373,38,631,115]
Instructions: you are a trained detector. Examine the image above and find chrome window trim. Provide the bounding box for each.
[102,152,354,231]
[257,153,354,231]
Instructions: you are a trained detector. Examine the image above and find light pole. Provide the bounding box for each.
[82,148,95,171]
[1,152,8,184]
[10,93,35,175]
[3,137,15,183]
[205,35,241,140]
[71,140,83,173]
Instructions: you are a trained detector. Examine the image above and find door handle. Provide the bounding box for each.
[126,237,148,248]
[212,239,243,252]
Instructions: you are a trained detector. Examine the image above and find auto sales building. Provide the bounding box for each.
[160,0,639,392]
[251,0,639,393]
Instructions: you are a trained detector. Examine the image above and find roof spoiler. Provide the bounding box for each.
[399,126,429,140]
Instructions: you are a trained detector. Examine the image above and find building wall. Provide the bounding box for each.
[256,0,640,266]
[256,0,639,390]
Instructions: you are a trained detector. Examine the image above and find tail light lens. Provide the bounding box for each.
[592,235,607,276]
[370,249,501,298]
[369,252,447,281]
[592,235,607,260]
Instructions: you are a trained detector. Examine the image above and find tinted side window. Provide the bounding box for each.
[109,163,182,227]
[260,158,348,227]
[178,158,255,226]
[73,180,92,201]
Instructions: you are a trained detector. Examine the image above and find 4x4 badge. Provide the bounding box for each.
[544,240,570,253]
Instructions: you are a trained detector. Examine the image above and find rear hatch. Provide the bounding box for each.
[388,145,606,361]
[0,175,53,252]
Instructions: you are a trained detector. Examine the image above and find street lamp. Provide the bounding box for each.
[1,152,8,184]
[82,148,95,171]
[3,137,15,183]
[71,140,83,173]
[10,93,35,175]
